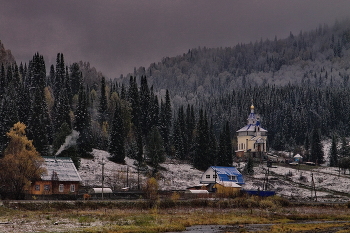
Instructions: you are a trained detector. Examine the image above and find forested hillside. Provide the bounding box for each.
[2,19,350,174]
[127,19,350,101]
[117,19,350,163]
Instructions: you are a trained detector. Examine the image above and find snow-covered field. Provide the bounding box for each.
[78,140,350,202]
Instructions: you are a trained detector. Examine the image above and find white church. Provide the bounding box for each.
[236,104,267,158]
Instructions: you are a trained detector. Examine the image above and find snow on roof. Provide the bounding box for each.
[294,154,303,158]
[41,157,82,182]
[90,188,113,194]
[186,190,209,194]
[250,136,266,143]
[237,124,267,132]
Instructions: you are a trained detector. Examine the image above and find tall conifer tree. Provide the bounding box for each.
[109,104,125,163]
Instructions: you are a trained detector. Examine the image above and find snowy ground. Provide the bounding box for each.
[78,140,350,202]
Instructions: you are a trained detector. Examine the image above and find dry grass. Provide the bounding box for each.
[0,199,349,232]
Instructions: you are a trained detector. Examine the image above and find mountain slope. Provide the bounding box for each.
[119,20,350,104]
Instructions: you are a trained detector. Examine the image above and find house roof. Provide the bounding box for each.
[41,157,82,182]
[237,124,267,132]
[211,166,245,185]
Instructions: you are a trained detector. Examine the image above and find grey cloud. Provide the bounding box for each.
[1,0,349,78]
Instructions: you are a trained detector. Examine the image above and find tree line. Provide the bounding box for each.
[0,53,234,175]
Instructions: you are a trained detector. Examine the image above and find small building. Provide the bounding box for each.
[213,181,241,195]
[29,157,82,195]
[294,154,303,163]
[236,104,267,158]
[90,188,113,194]
[200,166,245,186]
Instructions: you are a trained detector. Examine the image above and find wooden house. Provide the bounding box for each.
[29,157,82,195]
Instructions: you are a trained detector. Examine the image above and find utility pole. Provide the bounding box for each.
[126,165,129,188]
[311,173,317,202]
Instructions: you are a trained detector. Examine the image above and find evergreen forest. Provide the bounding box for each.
[2,19,350,172]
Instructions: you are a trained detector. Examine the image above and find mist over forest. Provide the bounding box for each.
[1,19,350,171]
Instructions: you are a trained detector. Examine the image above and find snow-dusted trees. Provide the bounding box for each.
[217,121,233,166]
[329,135,338,167]
[75,82,93,158]
[109,104,125,163]
[159,89,172,154]
[98,76,108,125]
[146,126,165,176]
[26,53,51,156]
[310,128,324,164]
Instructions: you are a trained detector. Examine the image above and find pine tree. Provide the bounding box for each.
[244,156,254,175]
[25,54,51,156]
[98,76,108,124]
[109,104,125,163]
[186,104,196,160]
[217,121,233,166]
[75,83,93,158]
[139,75,151,137]
[159,90,172,154]
[128,76,140,130]
[310,128,324,164]
[70,63,82,97]
[329,134,338,167]
[28,87,50,156]
[173,106,186,160]
[146,126,165,176]
[208,119,217,166]
[193,109,211,170]
[149,87,159,129]
[54,53,65,98]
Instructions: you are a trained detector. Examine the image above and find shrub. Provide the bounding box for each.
[259,199,275,209]
[266,195,290,207]
[144,177,159,200]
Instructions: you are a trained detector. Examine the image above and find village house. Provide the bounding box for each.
[29,157,82,196]
[198,166,244,193]
[200,166,245,185]
[236,104,268,158]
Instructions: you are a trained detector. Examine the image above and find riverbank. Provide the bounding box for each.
[0,197,349,232]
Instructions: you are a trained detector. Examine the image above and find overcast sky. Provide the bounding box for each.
[1,0,350,78]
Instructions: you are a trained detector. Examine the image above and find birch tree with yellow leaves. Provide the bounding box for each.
[0,122,46,199]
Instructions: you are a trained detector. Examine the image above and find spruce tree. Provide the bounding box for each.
[173,106,186,160]
[146,126,165,176]
[244,156,254,175]
[193,109,210,170]
[217,121,233,166]
[329,134,338,167]
[26,54,51,156]
[98,76,108,124]
[139,75,151,137]
[159,90,172,154]
[310,128,324,164]
[149,87,159,129]
[75,83,93,158]
[109,104,125,163]
[128,76,140,130]
[70,63,82,97]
